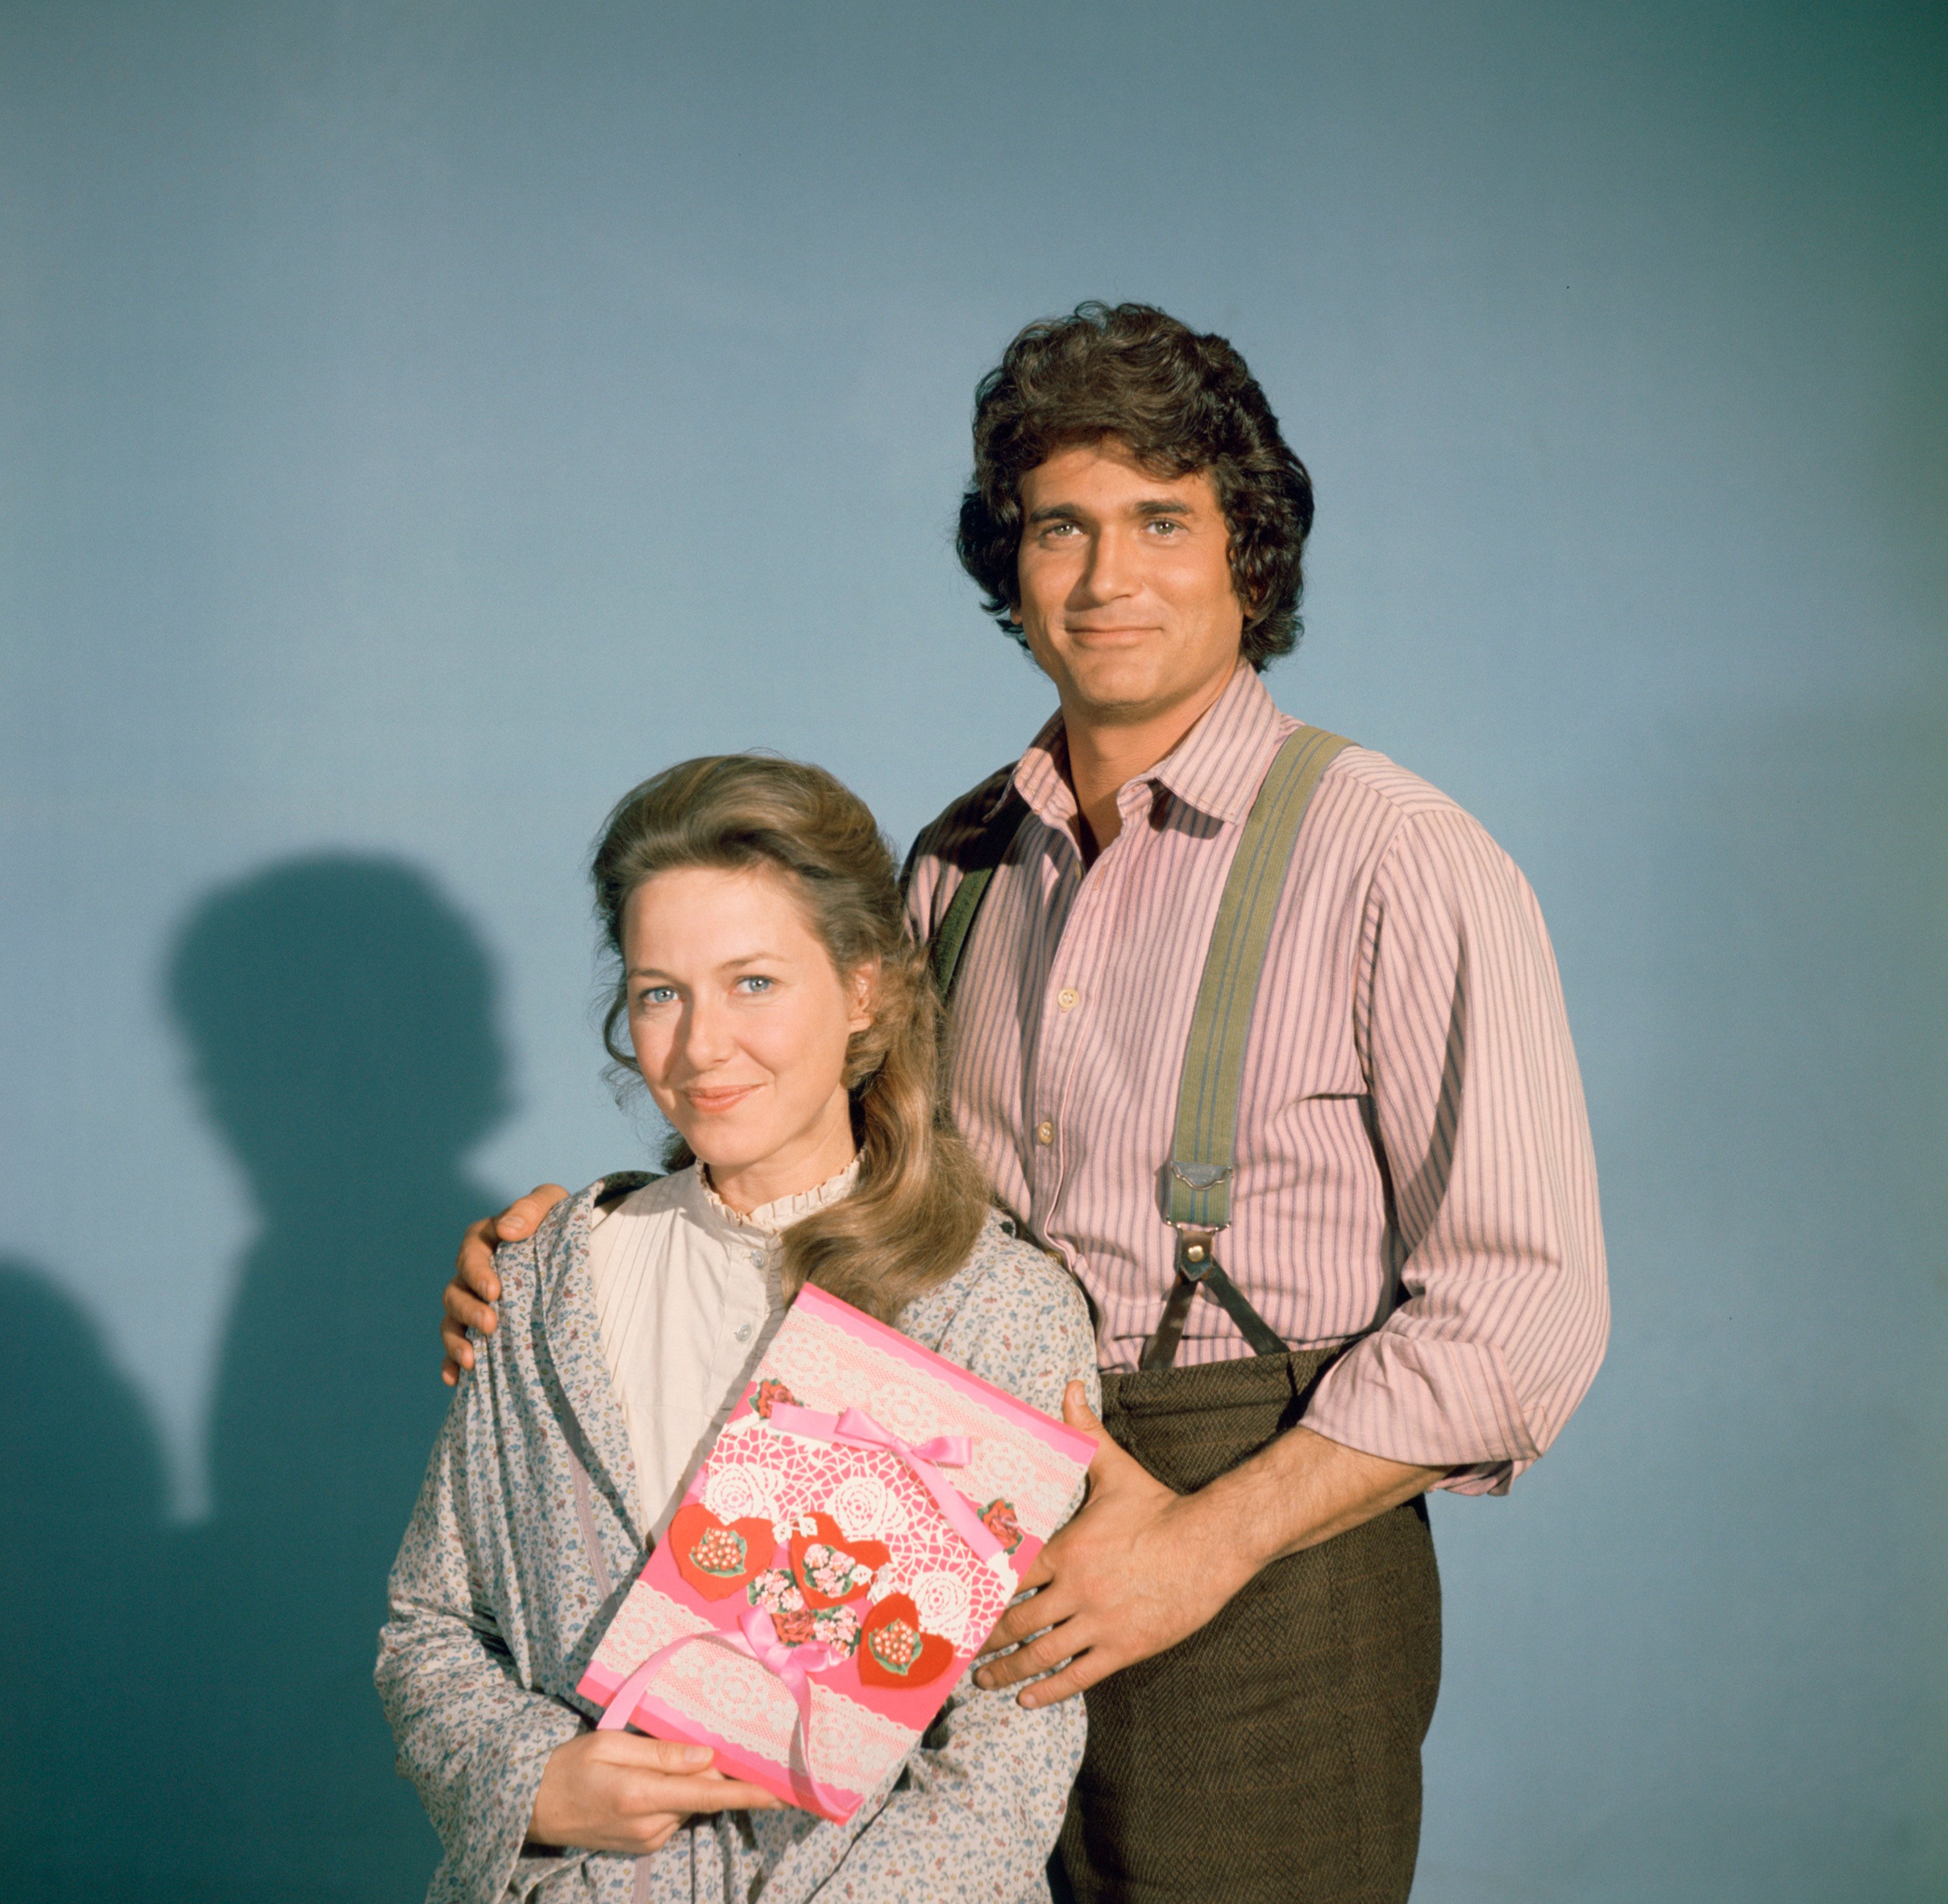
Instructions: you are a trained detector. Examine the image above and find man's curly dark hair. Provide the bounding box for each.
[956,303,1314,671]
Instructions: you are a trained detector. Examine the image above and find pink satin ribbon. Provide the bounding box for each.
[766,1402,1005,1567]
[595,1607,849,1818]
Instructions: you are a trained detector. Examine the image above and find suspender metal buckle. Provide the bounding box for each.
[1143,1194,1292,1371]
[1174,1228,1221,1281]
[1142,1221,1228,1371]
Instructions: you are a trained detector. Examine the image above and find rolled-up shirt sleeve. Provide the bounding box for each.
[1301,806,1609,1494]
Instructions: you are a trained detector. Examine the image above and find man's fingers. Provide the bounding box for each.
[495,1183,569,1243]
[1062,1379,1110,1451]
[975,1622,1080,1692]
[444,1279,498,1337]
[977,1599,1046,1656]
[977,1580,1077,1658]
[1013,1650,1113,1710]
[455,1220,504,1307]
[1008,1544,1057,1594]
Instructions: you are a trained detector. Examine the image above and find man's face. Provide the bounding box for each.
[1014,439,1245,728]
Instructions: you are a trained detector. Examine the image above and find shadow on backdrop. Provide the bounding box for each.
[3,855,508,1901]
[0,1259,167,1887]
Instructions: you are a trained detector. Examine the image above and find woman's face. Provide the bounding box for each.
[623,864,873,1209]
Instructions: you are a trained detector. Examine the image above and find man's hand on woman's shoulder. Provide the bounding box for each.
[439,1183,571,1385]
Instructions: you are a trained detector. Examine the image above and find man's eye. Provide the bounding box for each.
[1147,518,1184,536]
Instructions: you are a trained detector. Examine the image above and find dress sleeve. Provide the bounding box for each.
[1301,805,1610,1494]
[374,1383,590,1903]
[762,1252,1098,1902]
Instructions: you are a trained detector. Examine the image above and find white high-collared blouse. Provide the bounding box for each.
[585,1159,860,1537]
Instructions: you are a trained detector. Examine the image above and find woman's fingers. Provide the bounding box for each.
[642,1772,781,1815]
[616,1736,714,1774]
[530,1731,780,1856]
[614,1735,779,1812]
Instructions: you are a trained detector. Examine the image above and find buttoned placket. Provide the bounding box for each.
[1025,776,1164,1251]
[716,1233,773,1378]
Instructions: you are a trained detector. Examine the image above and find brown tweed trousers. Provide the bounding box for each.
[1053,1350,1442,1904]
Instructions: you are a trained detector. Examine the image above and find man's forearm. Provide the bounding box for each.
[973,1388,1449,1703]
[1186,1422,1445,1576]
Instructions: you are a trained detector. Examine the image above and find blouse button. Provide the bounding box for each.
[734,1322,754,1343]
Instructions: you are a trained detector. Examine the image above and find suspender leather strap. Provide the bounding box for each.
[929,789,1028,1000]
[1142,725,1355,1370]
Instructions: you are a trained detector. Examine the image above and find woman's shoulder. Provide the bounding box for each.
[900,1211,1097,1420]
[496,1168,686,1309]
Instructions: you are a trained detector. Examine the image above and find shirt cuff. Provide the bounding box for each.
[1300,1329,1541,1496]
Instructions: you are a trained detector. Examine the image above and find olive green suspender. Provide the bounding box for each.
[928,724,1356,1370]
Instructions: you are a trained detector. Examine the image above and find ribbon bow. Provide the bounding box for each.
[596,1607,849,1818]
[767,1402,1007,1572]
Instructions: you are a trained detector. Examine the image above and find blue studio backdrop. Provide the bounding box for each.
[2,4,1943,1900]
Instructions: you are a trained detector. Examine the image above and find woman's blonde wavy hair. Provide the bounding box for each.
[593,754,992,1322]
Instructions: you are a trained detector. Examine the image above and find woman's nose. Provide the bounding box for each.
[677,996,737,1069]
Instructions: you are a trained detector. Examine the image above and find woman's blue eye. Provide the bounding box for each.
[736,976,773,994]
[640,985,677,1006]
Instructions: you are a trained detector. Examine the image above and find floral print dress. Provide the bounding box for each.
[376,1181,1098,1903]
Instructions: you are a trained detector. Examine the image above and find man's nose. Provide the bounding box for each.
[1074,526,1139,606]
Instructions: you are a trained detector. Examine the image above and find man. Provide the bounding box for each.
[440,303,1608,1901]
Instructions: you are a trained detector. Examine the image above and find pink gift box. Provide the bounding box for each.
[577,1283,1094,1822]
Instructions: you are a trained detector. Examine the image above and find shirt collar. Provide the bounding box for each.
[680,1157,861,1246]
[1006,664,1288,830]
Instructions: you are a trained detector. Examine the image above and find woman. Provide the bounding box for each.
[377,755,1097,1903]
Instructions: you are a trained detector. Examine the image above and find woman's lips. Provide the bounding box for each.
[683,1083,760,1113]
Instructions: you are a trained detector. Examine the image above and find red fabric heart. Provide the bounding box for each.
[786,1511,890,1610]
[856,1592,955,1690]
[668,1502,774,1601]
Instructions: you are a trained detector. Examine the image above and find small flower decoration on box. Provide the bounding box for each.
[857,1593,955,1689]
[749,1378,799,1420]
[788,1511,891,1610]
[747,1569,864,1657]
[669,1502,777,1601]
[979,1498,1023,1556]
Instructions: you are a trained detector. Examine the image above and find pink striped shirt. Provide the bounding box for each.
[905,667,1607,1494]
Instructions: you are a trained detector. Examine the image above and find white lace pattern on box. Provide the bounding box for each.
[590,1576,711,1675]
[760,1307,1080,1538]
[648,1640,914,1796]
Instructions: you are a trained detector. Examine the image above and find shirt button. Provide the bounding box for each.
[734,1322,753,1342]
[1057,987,1079,1011]
[1036,1120,1055,1146]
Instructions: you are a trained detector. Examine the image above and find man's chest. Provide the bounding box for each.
[944,817,1367,1171]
